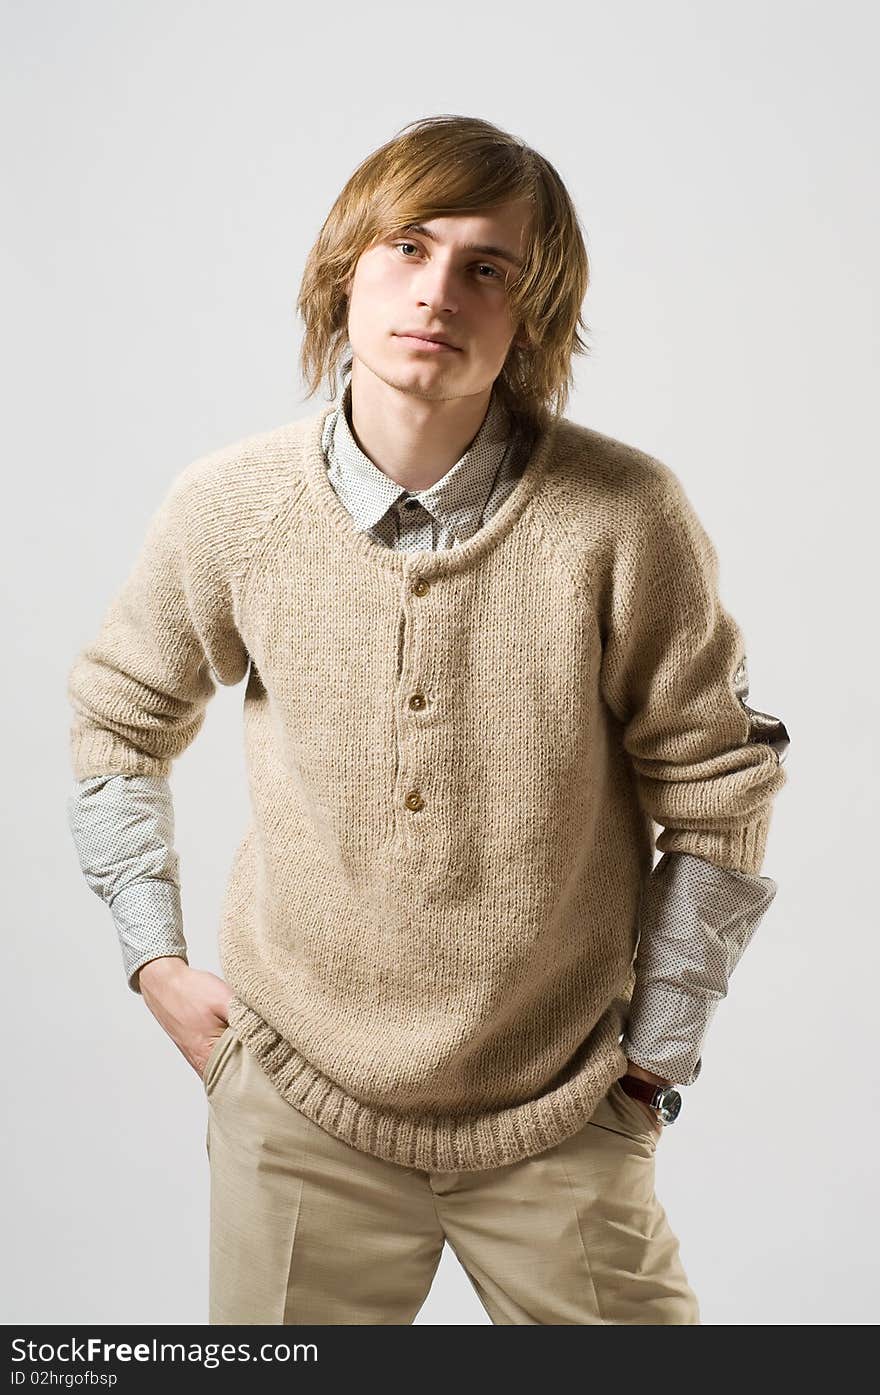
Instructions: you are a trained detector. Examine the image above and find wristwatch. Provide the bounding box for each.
[618,1074,683,1126]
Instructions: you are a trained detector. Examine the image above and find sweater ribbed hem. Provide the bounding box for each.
[224,996,629,1173]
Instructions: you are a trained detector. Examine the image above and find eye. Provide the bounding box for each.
[392,242,505,282]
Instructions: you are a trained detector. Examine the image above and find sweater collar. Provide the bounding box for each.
[322,376,515,542]
[296,393,562,577]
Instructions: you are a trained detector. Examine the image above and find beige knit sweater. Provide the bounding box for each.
[67,404,787,1171]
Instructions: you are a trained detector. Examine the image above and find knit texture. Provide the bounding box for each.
[66,403,787,1170]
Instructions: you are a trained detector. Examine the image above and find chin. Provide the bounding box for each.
[374,358,462,398]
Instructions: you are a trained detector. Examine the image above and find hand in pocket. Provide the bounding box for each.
[138,959,233,1079]
[197,1021,232,1081]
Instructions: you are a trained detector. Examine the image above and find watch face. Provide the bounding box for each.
[657,1087,682,1123]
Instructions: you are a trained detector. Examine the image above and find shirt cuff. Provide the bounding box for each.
[109,879,189,994]
[622,980,716,1085]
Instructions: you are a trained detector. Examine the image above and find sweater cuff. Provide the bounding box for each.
[655,814,772,876]
[70,725,173,781]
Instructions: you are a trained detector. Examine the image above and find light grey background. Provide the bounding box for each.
[3,0,876,1326]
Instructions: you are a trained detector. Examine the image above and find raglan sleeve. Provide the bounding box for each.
[66,463,251,993]
[598,468,790,876]
[66,462,251,781]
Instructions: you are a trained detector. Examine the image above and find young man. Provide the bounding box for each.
[67,114,789,1325]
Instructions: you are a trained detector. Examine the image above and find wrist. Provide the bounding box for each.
[136,954,189,993]
[625,1060,674,1088]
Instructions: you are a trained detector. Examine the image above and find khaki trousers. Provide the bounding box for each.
[203,1024,700,1325]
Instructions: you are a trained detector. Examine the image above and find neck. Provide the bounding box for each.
[346,357,494,491]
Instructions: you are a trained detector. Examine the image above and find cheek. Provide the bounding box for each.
[356,258,388,294]
[480,302,518,356]
[348,256,387,311]
[349,265,406,335]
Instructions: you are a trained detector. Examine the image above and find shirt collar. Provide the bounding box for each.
[322,376,514,542]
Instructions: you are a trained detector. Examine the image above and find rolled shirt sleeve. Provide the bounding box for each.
[67,773,188,994]
[620,850,779,1084]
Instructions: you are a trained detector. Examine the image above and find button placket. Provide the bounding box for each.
[404,684,427,811]
[395,570,433,818]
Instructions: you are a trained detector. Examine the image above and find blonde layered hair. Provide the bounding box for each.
[296,114,591,438]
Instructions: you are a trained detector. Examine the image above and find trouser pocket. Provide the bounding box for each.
[202,1023,237,1095]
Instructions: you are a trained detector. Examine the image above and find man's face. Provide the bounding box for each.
[344,198,532,403]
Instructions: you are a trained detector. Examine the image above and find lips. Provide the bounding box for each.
[394,332,461,351]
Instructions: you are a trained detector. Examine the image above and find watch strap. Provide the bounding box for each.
[618,1073,664,1107]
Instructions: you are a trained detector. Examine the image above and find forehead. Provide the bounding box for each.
[421,200,530,235]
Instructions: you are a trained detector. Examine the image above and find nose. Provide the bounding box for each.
[415,257,459,316]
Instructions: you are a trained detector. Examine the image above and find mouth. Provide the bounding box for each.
[393,333,461,353]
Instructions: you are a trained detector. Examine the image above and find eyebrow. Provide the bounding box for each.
[399,223,525,270]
